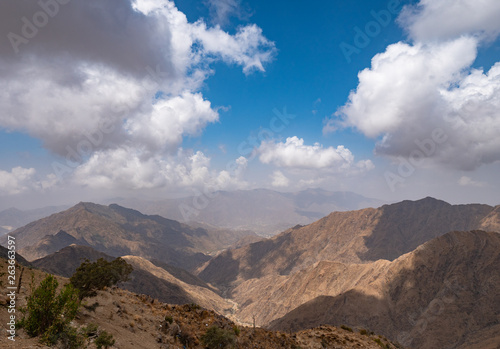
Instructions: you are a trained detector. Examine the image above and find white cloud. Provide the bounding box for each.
[125,92,219,153]
[204,0,248,27]
[0,167,56,195]
[399,0,500,42]
[458,176,485,187]
[0,0,274,193]
[73,148,248,191]
[335,38,478,139]
[191,22,275,74]
[258,136,374,173]
[331,0,500,171]
[270,170,290,188]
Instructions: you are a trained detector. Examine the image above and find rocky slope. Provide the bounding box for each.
[0,257,402,349]
[199,197,500,288]
[4,202,256,270]
[32,244,232,313]
[267,230,500,349]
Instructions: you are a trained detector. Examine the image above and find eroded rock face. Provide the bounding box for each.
[200,198,499,293]
[267,231,500,349]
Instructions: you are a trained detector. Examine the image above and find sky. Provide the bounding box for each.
[1,0,500,210]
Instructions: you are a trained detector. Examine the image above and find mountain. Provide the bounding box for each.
[32,244,233,313]
[3,202,253,271]
[0,205,68,235]
[267,230,500,349]
[111,188,384,235]
[199,197,500,288]
[1,255,401,349]
[0,245,31,267]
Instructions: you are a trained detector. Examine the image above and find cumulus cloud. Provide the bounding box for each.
[258,137,374,173]
[0,0,274,192]
[270,170,290,188]
[399,0,500,42]
[328,0,500,171]
[125,92,219,153]
[73,148,248,191]
[0,167,56,195]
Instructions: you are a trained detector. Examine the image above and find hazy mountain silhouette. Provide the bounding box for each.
[112,188,384,235]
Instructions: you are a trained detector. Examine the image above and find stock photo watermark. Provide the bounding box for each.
[178,107,296,221]
[7,0,72,54]
[384,128,448,192]
[340,0,402,63]
[384,101,476,192]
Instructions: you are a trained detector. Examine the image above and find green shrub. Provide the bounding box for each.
[95,330,115,349]
[81,323,99,338]
[374,338,389,349]
[200,325,236,349]
[360,328,368,336]
[18,275,81,346]
[57,325,85,349]
[340,325,353,332]
[70,258,133,299]
[165,315,174,324]
[186,303,201,311]
[233,325,241,336]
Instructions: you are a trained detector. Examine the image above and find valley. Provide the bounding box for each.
[1,196,499,348]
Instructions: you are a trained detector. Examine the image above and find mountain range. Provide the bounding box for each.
[0,205,68,235]
[110,188,384,235]
[4,202,256,271]
[1,195,499,348]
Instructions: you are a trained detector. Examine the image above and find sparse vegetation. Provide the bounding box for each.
[200,325,236,349]
[165,315,174,324]
[95,330,116,349]
[374,337,389,348]
[186,302,201,311]
[70,257,133,299]
[341,325,353,332]
[18,274,81,346]
[80,323,99,338]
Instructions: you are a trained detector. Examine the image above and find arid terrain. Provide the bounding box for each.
[0,256,402,349]
[1,197,499,349]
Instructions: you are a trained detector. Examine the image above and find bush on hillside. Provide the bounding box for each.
[70,257,133,299]
[200,325,236,349]
[18,274,81,346]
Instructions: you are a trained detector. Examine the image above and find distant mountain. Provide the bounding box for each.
[3,202,254,271]
[111,188,384,235]
[199,197,499,287]
[0,205,69,235]
[267,230,500,349]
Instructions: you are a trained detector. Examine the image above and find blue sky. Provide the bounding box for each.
[1,0,500,210]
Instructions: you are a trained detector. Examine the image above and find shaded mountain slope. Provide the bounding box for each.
[22,230,91,262]
[0,244,31,267]
[32,244,222,308]
[1,256,402,349]
[268,230,500,349]
[199,197,500,288]
[31,243,110,277]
